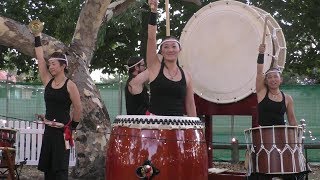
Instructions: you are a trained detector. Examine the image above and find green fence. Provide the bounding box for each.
[0,81,319,162]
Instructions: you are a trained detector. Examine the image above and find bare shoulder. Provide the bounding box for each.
[285,93,294,103]
[182,67,192,84]
[256,87,267,103]
[67,79,79,92]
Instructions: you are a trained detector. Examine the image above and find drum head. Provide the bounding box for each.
[251,6,286,70]
[179,0,273,103]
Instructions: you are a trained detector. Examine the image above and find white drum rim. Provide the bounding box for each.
[244,125,302,132]
[179,0,273,104]
[115,115,200,121]
[0,128,18,132]
[113,115,204,130]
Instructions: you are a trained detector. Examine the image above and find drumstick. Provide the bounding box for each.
[261,16,268,44]
[33,120,65,128]
[165,0,170,36]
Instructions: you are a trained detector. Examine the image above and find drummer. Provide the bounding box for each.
[125,56,150,115]
[146,0,196,117]
[256,44,298,126]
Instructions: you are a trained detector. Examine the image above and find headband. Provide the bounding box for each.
[124,59,144,70]
[159,39,181,48]
[48,54,68,66]
[265,69,281,75]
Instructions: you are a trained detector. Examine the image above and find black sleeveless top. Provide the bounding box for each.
[44,78,72,124]
[258,90,286,126]
[149,60,186,116]
[125,76,149,115]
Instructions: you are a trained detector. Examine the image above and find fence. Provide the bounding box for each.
[0,119,76,166]
[0,81,319,162]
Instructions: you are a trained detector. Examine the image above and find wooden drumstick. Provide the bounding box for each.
[261,16,268,44]
[165,0,170,36]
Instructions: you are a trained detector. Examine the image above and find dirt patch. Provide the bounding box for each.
[11,163,320,179]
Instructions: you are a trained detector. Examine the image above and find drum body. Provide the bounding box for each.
[0,128,17,148]
[245,126,307,174]
[106,115,208,180]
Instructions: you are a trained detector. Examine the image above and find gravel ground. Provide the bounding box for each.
[10,162,320,179]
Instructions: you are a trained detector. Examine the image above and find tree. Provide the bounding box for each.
[0,0,137,178]
[1,0,318,178]
[248,0,320,83]
[0,0,201,178]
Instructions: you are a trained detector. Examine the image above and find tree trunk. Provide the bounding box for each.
[0,0,115,178]
[0,0,201,178]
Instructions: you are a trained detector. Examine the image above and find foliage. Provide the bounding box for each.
[249,0,320,84]
[90,1,147,74]
[0,0,83,80]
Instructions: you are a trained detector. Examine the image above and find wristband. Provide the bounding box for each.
[148,12,157,26]
[257,54,264,64]
[35,36,42,47]
[71,120,79,130]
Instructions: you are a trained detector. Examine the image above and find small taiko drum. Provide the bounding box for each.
[0,128,17,148]
[106,115,208,180]
[244,126,307,174]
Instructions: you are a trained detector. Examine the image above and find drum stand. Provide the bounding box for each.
[0,147,26,180]
[195,93,258,180]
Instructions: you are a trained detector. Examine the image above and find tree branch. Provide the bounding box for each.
[103,0,201,24]
[71,0,112,65]
[104,0,136,23]
[0,16,66,59]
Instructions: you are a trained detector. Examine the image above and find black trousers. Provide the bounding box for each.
[44,169,68,180]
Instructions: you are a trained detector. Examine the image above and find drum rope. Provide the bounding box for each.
[102,130,314,146]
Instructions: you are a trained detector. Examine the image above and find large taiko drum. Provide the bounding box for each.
[106,115,208,180]
[179,0,286,103]
[244,126,307,174]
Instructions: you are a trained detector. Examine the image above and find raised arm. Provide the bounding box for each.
[256,44,266,94]
[147,0,161,71]
[33,33,52,86]
[128,69,149,95]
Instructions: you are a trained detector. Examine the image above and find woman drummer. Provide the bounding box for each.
[147,0,196,117]
[125,56,150,115]
[256,44,297,126]
[31,30,82,179]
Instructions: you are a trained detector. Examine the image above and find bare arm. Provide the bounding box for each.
[33,33,52,86]
[128,69,149,95]
[256,44,266,94]
[147,0,161,71]
[68,80,82,122]
[286,95,298,126]
[184,71,197,117]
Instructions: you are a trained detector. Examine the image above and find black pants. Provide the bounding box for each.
[44,169,68,180]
